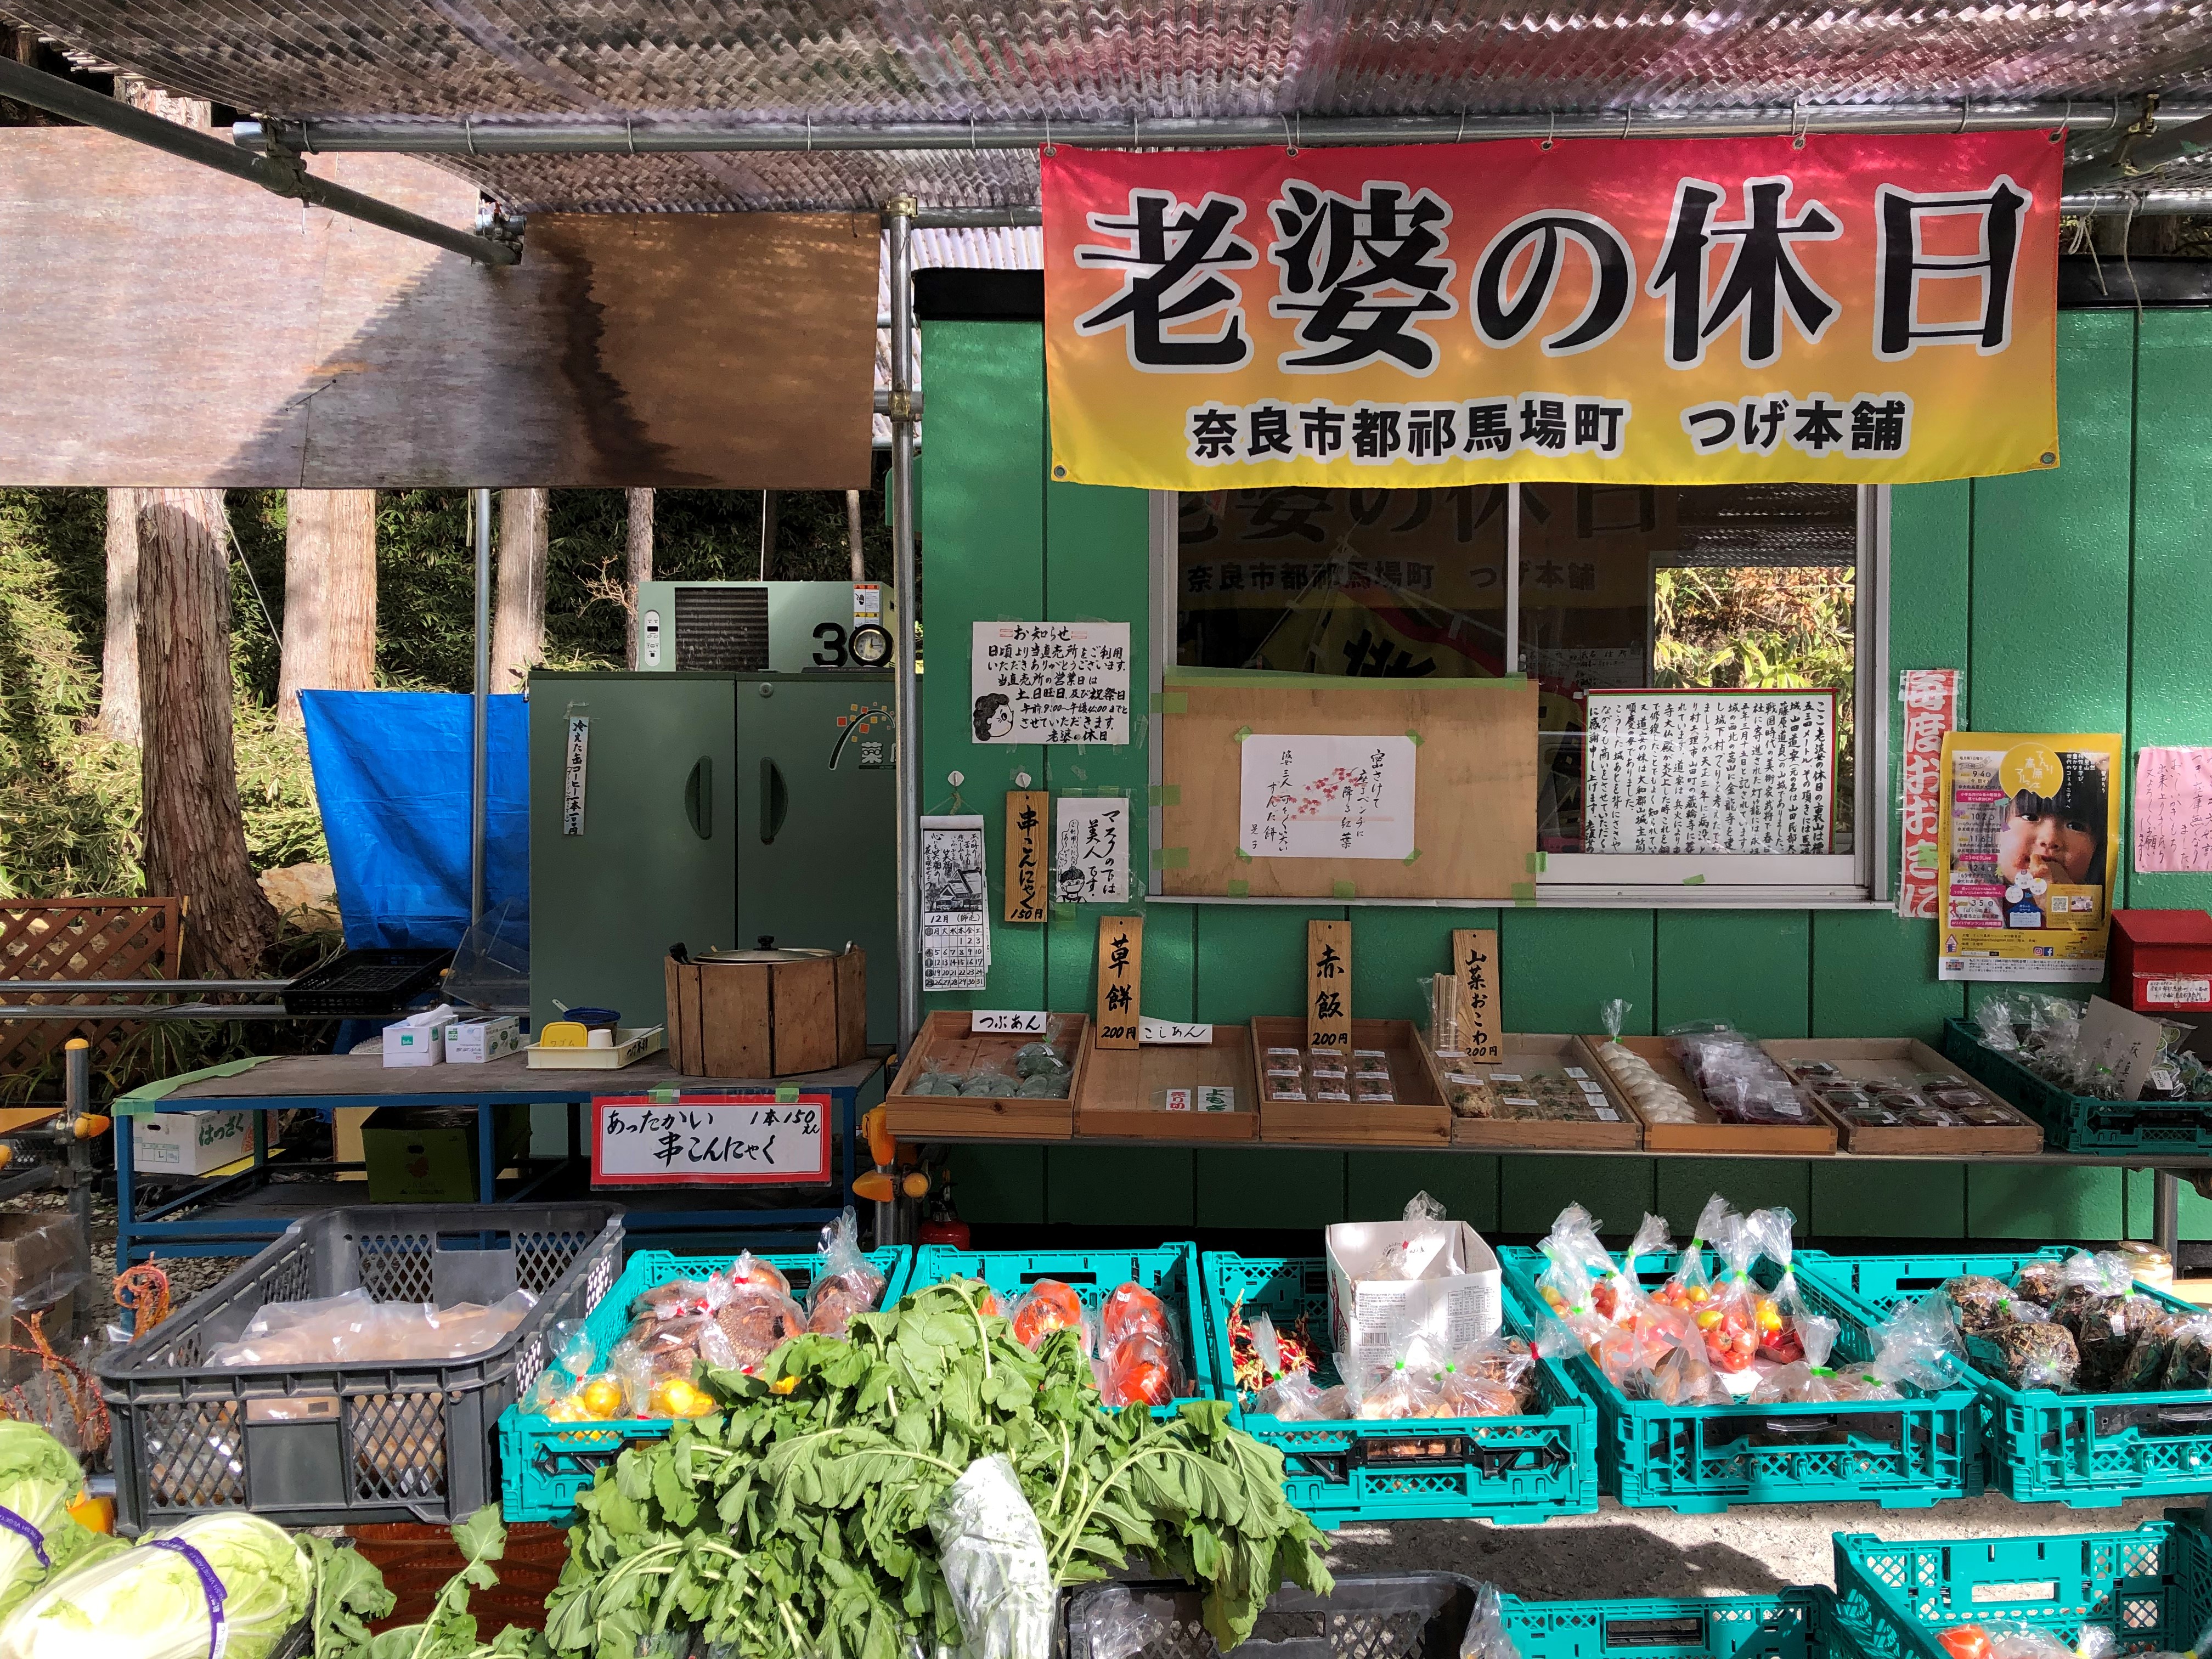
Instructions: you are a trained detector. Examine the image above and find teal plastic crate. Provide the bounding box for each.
[497,1244,910,1522]
[1941,1018,2212,1154]
[1505,1592,1830,1659]
[1200,1252,1598,1529]
[1497,1245,1983,1514]
[1816,1248,2212,1506]
[907,1243,1216,1421]
[1831,1514,2212,1659]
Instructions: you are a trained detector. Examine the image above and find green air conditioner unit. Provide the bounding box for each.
[635,580,896,674]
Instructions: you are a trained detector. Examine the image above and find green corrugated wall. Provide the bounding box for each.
[918,307,2212,1243]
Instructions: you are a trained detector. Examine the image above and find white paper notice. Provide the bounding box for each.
[1583,690,1834,855]
[971,621,1131,746]
[2135,747,2212,873]
[921,814,990,991]
[2079,995,2168,1101]
[1054,797,1130,903]
[1238,735,1417,860]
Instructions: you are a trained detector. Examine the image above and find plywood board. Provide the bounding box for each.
[1428,1033,1643,1149]
[1764,1037,2044,1155]
[1250,1016,1449,1146]
[699,964,771,1077]
[0,130,876,487]
[1076,1026,1259,1141]
[1158,678,1537,899]
[884,1011,1088,1139]
[770,957,839,1076]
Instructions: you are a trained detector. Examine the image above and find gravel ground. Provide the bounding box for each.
[1325,1494,2192,1596]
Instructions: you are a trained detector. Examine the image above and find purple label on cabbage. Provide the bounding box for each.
[0,1503,48,1569]
[150,1537,227,1659]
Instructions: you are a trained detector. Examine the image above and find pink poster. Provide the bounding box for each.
[1898,669,1961,919]
[2134,747,2212,873]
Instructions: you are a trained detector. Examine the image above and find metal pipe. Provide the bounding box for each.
[61,1039,87,1125]
[888,193,921,1050]
[2063,187,2212,215]
[235,100,2204,156]
[471,488,492,929]
[0,979,288,994]
[2068,112,2212,193]
[872,389,924,415]
[0,58,518,266]
[2157,1169,2182,1262]
[0,1005,303,1020]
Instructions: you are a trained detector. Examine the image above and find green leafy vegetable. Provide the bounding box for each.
[541,1280,1330,1659]
[309,1506,550,1659]
[0,1510,309,1659]
[301,1536,394,1659]
[0,1423,100,1622]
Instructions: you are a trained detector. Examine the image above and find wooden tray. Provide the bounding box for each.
[1581,1035,1839,1156]
[1763,1037,2045,1155]
[1075,1025,1259,1141]
[1249,1016,1450,1146]
[1427,1033,1644,1149]
[883,1011,1087,1139]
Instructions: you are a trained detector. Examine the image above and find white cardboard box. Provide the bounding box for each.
[1325,1216,1502,1374]
[133,1110,253,1176]
[382,1013,446,1067]
[441,1015,522,1064]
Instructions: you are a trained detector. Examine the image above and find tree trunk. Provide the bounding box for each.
[276,489,378,724]
[624,487,654,670]
[117,76,211,128]
[758,490,777,580]
[490,488,549,691]
[846,489,865,582]
[94,489,142,744]
[137,489,279,977]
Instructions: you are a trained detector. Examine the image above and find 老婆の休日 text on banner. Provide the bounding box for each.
[1043,133,2058,490]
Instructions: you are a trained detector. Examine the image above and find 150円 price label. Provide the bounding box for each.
[592,1093,831,1185]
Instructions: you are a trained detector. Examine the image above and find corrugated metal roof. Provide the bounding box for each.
[8,2,2210,211]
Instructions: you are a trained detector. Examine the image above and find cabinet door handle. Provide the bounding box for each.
[684,758,712,839]
[760,758,789,844]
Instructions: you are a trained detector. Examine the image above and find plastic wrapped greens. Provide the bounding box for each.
[1939,1275,2044,1335]
[1968,1320,2080,1391]
[927,1455,1054,1659]
[2163,1318,2212,1389]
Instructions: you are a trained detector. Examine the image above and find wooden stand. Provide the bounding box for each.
[884,1011,1088,1139]
[1763,1037,2045,1155]
[1250,1016,1450,1146]
[1583,1035,1839,1155]
[1076,1025,1260,1141]
[1427,1033,1644,1149]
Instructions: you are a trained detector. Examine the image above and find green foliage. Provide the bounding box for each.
[309,1507,548,1659]
[543,1280,1330,1659]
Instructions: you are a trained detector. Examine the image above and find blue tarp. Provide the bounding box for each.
[301,691,528,950]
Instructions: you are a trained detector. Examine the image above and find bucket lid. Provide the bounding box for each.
[695,945,843,963]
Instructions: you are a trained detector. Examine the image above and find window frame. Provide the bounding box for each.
[1148,484,1891,910]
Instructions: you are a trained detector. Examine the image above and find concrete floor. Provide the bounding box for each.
[1322,1494,2192,1598]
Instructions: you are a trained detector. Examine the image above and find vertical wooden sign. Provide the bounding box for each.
[1451,928,1503,1064]
[1306,919,1352,1051]
[1096,916,1143,1048]
[1004,791,1048,923]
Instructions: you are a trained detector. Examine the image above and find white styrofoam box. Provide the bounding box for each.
[133,1109,253,1176]
[1325,1216,1502,1375]
[441,1015,522,1064]
[382,1014,446,1068]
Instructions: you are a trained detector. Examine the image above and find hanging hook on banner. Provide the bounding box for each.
[1790,96,1808,149]
[1043,115,1054,157]
[1541,112,1555,151]
[1957,96,1972,133]
[1622,107,1633,140]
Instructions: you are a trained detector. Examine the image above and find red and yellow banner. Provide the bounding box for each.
[1043,133,2058,489]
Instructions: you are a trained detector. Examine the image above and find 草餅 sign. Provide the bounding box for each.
[1043,133,2058,489]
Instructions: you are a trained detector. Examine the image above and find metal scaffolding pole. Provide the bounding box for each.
[471,488,493,928]
[888,196,922,1049]
[235,100,2211,156]
[0,58,518,265]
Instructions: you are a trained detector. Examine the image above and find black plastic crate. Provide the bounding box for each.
[1066,1577,1482,1659]
[283,948,454,1018]
[97,1204,621,1533]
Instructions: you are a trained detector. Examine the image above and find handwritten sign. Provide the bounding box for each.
[2135,747,2212,873]
[1056,797,1130,904]
[1004,790,1049,922]
[1450,928,1503,1065]
[1583,690,1835,855]
[562,716,590,836]
[2078,997,2167,1102]
[971,1011,1048,1034]
[1307,919,1352,1051]
[1139,1019,1214,1045]
[921,815,989,992]
[592,1094,831,1186]
[1239,734,1417,860]
[971,621,1131,746]
[1898,669,1962,917]
[1096,915,1143,1048]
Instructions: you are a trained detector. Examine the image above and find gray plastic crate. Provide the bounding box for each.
[98,1204,622,1533]
[1066,1577,1483,1659]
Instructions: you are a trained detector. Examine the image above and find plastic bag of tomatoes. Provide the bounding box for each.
[1008,1278,1087,1351]
[1096,1281,1184,1408]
